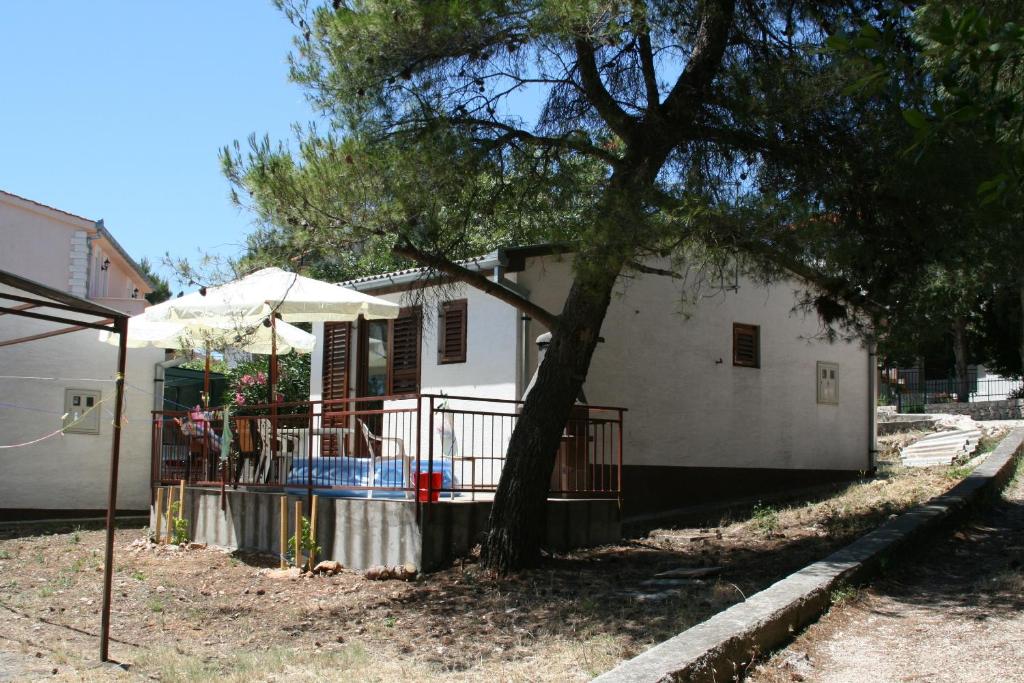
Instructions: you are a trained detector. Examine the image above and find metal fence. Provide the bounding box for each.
[151,393,624,502]
[880,367,1024,412]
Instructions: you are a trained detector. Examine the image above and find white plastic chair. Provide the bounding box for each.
[357,418,410,499]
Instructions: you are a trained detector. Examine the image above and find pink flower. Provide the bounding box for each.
[234,392,246,406]
[241,374,254,386]
[256,372,267,384]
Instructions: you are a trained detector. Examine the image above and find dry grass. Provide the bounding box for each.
[0,432,992,682]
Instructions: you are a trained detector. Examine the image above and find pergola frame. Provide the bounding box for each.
[0,269,129,662]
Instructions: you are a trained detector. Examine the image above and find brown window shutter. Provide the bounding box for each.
[733,323,760,368]
[389,307,421,394]
[438,299,468,364]
[322,322,351,456]
[322,322,351,400]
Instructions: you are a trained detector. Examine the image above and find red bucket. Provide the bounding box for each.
[416,472,443,502]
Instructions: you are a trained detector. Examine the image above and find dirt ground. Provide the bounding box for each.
[748,446,1024,683]
[0,431,1004,682]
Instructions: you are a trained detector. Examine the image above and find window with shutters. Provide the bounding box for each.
[321,322,351,456]
[733,323,760,368]
[437,299,468,364]
[389,307,421,394]
[322,322,351,402]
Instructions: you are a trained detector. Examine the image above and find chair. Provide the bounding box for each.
[255,417,299,484]
[357,419,411,499]
[230,417,263,487]
[174,411,220,483]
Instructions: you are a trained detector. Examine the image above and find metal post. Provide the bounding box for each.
[616,408,624,512]
[427,395,435,510]
[100,316,129,662]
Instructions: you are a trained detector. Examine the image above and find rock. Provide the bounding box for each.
[364,565,389,580]
[187,542,207,551]
[313,560,342,575]
[155,586,166,593]
[267,567,302,580]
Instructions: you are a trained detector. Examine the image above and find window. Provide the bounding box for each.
[733,323,760,368]
[438,299,468,364]
[322,322,352,456]
[322,321,352,402]
[817,361,839,404]
[389,307,421,394]
[63,389,101,435]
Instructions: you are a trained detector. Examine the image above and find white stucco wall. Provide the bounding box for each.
[0,311,164,511]
[516,255,871,472]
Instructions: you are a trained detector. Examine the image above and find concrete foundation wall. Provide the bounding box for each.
[924,399,1024,420]
[158,487,620,571]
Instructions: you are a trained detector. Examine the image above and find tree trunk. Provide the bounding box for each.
[481,256,625,572]
[1018,280,1024,377]
[952,316,970,403]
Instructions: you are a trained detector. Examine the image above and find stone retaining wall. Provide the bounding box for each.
[924,399,1024,421]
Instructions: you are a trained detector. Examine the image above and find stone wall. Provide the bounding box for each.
[924,399,1024,421]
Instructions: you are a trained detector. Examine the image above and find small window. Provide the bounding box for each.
[733,323,760,368]
[63,389,101,435]
[817,362,839,404]
[438,299,468,364]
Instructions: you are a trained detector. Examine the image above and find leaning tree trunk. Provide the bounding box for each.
[952,315,970,403]
[481,260,625,572]
[1018,280,1024,377]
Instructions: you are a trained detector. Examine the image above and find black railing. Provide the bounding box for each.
[880,367,1023,412]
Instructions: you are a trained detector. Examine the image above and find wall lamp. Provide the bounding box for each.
[100,258,110,271]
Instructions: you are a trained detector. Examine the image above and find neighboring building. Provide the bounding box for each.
[0,190,164,518]
[308,245,874,519]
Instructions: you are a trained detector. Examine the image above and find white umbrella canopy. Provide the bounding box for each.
[146,267,399,324]
[97,315,316,354]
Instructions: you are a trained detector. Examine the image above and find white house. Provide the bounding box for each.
[0,190,164,518]
[307,245,875,518]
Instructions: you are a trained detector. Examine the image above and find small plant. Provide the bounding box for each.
[830,582,859,606]
[751,503,780,536]
[287,516,321,567]
[70,527,82,544]
[169,502,189,545]
[148,598,164,613]
[132,570,146,582]
[944,465,972,480]
[38,586,54,598]
[383,616,397,628]
[0,550,12,560]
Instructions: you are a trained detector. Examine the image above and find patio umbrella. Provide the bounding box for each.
[145,267,399,403]
[99,294,316,404]
[146,267,399,324]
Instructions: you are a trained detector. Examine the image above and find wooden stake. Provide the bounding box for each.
[165,486,175,542]
[178,479,186,521]
[293,500,302,570]
[153,487,164,544]
[279,496,287,569]
[309,495,318,570]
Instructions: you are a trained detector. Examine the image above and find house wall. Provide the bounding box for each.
[0,192,162,516]
[309,281,521,485]
[516,254,870,515]
[0,196,80,292]
[0,312,164,514]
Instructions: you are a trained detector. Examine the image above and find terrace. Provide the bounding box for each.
[151,393,625,569]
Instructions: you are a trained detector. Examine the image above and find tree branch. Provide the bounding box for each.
[637,25,661,111]
[627,260,682,278]
[661,0,736,127]
[573,37,638,142]
[392,241,560,329]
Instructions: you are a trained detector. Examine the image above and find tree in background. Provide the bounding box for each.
[137,257,172,305]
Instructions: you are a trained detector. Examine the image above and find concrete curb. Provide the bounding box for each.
[595,428,1024,683]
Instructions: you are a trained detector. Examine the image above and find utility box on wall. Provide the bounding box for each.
[817,362,838,404]
[63,388,101,434]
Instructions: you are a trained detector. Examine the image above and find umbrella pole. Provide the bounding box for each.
[204,349,211,406]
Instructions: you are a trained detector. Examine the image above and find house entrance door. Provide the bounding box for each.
[356,318,389,454]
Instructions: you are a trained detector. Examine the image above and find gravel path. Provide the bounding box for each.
[748,458,1024,683]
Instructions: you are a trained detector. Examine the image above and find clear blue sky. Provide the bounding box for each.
[0,2,315,290]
